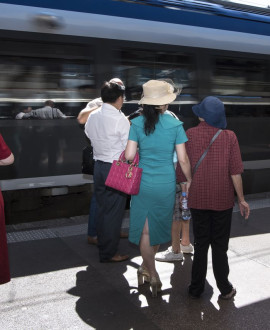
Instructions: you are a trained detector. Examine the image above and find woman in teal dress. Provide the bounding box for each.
[125,80,192,297]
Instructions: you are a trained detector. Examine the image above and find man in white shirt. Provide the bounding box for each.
[22,100,67,119]
[77,78,129,245]
[85,81,130,262]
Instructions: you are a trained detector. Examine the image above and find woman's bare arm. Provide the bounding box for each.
[125,140,138,161]
[231,174,250,219]
[176,143,192,194]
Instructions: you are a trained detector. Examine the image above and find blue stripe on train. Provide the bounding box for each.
[1,0,270,36]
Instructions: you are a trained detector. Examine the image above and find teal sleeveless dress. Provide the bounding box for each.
[128,114,188,246]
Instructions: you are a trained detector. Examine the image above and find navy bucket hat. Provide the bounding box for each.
[192,96,227,129]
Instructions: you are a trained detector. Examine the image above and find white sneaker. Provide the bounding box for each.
[180,243,194,254]
[155,247,183,262]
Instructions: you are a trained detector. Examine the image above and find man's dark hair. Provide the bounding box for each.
[45,100,55,107]
[101,81,125,104]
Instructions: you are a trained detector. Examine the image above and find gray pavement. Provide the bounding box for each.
[0,197,270,330]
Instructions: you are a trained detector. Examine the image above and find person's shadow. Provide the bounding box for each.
[67,257,160,330]
[68,253,238,329]
[167,254,238,328]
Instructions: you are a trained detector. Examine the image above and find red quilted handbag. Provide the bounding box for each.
[105,151,142,195]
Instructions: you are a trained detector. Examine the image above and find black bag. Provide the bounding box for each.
[82,145,94,175]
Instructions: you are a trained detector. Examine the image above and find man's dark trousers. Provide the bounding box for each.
[94,160,127,262]
[189,208,233,297]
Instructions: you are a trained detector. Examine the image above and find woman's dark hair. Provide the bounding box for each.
[142,105,162,135]
[101,81,125,103]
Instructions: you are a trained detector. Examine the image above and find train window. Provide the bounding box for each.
[210,55,270,171]
[0,42,95,181]
[0,55,94,118]
[211,56,270,98]
[112,49,196,101]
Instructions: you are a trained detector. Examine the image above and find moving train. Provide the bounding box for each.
[0,0,269,221]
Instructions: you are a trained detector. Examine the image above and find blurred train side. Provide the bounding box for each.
[0,0,269,222]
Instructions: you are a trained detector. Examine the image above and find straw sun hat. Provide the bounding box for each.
[138,80,178,105]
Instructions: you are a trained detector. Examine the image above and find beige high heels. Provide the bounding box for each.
[137,266,150,286]
[150,276,162,297]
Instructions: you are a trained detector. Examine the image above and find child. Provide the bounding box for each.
[155,164,193,262]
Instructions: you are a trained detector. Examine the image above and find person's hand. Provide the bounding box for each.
[180,181,192,197]
[238,200,250,219]
[185,181,192,197]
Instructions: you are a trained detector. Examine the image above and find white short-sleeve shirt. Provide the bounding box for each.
[85,103,130,163]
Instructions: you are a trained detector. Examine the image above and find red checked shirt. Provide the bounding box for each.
[177,121,243,211]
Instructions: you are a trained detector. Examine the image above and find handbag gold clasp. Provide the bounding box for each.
[125,165,133,178]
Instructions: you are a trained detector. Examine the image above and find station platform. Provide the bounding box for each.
[0,194,270,329]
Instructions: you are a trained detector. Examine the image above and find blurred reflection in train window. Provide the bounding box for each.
[112,48,196,101]
[0,48,95,119]
[211,56,270,98]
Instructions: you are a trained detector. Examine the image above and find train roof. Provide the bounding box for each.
[0,0,269,54]
[2,0,270,23]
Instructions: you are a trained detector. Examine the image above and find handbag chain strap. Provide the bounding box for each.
[193,129,222,176]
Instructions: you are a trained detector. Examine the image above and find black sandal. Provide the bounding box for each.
[219,288,236,300]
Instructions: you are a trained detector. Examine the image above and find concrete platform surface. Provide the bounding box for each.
[1,201,270,330]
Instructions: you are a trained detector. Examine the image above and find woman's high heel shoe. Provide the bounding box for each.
[137,266,150,286]
[150,276,162,297]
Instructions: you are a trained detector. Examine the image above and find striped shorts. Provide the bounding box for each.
[173,190,182,221]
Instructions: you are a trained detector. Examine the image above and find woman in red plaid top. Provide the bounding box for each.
[178,96,250,300]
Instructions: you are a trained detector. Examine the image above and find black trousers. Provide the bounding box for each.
[189,208,233,296]
[94,161,127,262]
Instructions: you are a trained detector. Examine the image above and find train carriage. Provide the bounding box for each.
[0,0,269,222]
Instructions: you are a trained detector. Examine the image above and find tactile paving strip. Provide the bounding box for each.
[7,218,130,244]
[6,199,269,244]
[7,228,57,243]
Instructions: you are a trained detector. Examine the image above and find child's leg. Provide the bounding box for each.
[171,220,182,253]
[171,191,182,253]
[180,220,191,246]
[180,219,194,253]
